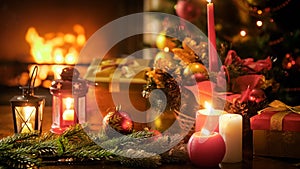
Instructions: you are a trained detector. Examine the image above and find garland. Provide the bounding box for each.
[0,125,189,169]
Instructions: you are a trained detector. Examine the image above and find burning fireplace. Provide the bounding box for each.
[0,0,143,88]
[25,24,87,88]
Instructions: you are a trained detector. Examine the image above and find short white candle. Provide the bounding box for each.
[63,109,75,121]
[219,114,242,163]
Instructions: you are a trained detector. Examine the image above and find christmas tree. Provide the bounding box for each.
[145,0,300,105]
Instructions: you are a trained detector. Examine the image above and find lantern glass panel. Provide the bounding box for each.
[38,99,45,131]
[78,96,86,123]
[51,95,61,129]
[15,106,36,133]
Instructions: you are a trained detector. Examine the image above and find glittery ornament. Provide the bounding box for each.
[249,88,266,103]
[103,106,133,136]
[154,51,176,70]
[156,31,177,51]
[175,0,201,22]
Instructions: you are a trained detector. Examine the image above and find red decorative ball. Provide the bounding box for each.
[187,132,226,167]
[183,62,208,85]
[176,0,201,22]
[249,88,266,103]
[103,107,133,136]
[149,129,162,141]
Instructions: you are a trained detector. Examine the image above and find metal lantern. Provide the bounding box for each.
[50,67,88,134]
[10,66,45,134]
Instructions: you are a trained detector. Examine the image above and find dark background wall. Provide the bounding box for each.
[0,0,144,105]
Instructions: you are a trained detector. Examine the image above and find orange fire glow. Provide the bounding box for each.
[24,24,86,88]
[26,24,86,64]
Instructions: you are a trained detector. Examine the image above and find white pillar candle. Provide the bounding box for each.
[219,114,242,163]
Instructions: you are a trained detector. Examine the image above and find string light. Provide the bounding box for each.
[243,0,292,16]
[257,10,263,15]
[269,37,284,46]
[256,20,263,27]
[240,30,247,37]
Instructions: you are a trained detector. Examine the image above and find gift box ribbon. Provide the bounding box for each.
[251,101,300,131]
[258,100,300,115]
[270,111,290,131]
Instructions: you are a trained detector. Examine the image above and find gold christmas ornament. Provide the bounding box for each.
[183,62,208,76]
[156,31,177,51]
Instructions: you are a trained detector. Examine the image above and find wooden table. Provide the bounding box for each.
[0,105,299,169]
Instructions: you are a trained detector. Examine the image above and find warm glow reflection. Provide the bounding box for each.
[25,24,86,88]
[52,65,65,79]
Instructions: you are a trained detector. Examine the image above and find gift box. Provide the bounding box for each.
[250,109,300,159]
[85,58,152,130]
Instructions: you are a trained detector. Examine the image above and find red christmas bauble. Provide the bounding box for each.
[103,107,133,136]
[183,62,208,85]
[249,88,266,103]
[187,132,226,167]
[149,129,162,141]
[176,0,201,22]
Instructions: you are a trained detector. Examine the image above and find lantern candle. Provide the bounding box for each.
[207,0,218,72]
[63,110,75,121]
[62,97,75,122]
[20,106,35,133]
[50,67,89,134]
[219,114,242,163]
[196,101,226,133]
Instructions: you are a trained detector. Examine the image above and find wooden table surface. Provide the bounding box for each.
[1,105,300,169]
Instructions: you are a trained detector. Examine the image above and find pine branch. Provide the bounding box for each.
[66,145,115,161]
[0,124,190,168]
[0,132,39,151]
[98,130,154,150]
[0,146,40,169]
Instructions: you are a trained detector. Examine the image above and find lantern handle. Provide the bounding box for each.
[28,65,39,89]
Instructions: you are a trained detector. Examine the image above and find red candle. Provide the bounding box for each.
[187,131,226,167]
[195,102,227,133]
[207,0,218,72]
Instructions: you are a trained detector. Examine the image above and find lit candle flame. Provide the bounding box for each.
[65,97,74,110]
[204,101,212,111]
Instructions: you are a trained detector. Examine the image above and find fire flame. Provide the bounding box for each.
[24,24,86,88]
[25,24,86,64]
